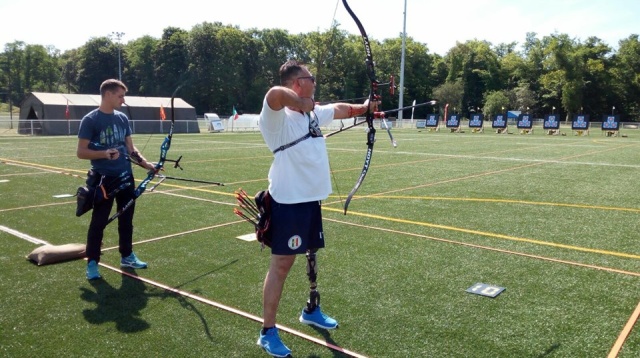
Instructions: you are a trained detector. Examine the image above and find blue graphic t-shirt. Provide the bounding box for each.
[78,109,132,176]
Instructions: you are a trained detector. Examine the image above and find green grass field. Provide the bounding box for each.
[1,126,639,357]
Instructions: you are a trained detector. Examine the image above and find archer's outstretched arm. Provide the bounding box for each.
[332,99,379,119]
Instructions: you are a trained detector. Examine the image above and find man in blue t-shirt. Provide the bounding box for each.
[77,79,155,280]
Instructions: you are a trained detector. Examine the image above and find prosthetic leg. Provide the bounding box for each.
[300,248,338,329]
[305,249,320,313]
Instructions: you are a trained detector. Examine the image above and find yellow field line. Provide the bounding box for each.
[0,157,234,196]
[322,206,640,260]
[356,195,640,213]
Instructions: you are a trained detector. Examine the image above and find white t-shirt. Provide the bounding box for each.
[259,98,334,204]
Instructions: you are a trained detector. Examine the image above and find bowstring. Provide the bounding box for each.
[312,109,344,209]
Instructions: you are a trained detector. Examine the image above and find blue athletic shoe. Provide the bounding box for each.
[120,252,147,269]
[257,327,291,357]
[86,260,101,280]
[299,306,338,329]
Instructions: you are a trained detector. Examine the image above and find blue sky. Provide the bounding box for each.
[1,0,638,56]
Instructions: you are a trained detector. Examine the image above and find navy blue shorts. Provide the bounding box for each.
[269,198,324,255]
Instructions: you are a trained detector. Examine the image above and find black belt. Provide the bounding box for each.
[272,133,313,154]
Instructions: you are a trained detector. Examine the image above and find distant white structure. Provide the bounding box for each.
[226,114,261,131]
[205,113,223,132]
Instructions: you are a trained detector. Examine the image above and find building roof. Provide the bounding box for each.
[26,92,194,109]
[19,92,199,135]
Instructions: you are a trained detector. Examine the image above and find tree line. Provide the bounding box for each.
[1,22,639,121]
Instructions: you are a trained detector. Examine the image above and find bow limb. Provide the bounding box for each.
[106,85,180,225]
[381,118,397,147]
[342,0,378,215]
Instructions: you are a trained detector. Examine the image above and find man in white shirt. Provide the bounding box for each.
[256,59,377,357]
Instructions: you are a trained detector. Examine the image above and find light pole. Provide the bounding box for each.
[110,32,125,80]
[398,0,407,121]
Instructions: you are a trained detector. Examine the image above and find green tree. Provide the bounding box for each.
[125,36,160,96]
[432,80,464,114]
[58,49,80,94]
[3,42,26,105]
[445,40,502,116]
[314,32,375,105]
[76,37,119,93]
[300,28,345,102]
[4,23,639,121]
[611,34,640,120]
[335,34,370,104]
[483,90,510,118]
[572,37,613,117]
[521,33,546,92]
[252,28,296,88]
[377,37,434,118]
[429,55,448,92]
[154,27,189,96]
[499,49,527,90]
[187,22,257,114]
[514,82,537,114]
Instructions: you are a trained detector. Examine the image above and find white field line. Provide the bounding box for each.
[0,225,50,245]
[328,147,640,168]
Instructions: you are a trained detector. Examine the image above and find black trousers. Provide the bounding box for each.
[85,175,136,263]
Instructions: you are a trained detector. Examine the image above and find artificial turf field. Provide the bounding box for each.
[1,125,639,357]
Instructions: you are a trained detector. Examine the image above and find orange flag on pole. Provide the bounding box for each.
[160,104,166,120]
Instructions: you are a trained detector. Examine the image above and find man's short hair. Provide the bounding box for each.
[100,79,128,96]
[279,60,306,85]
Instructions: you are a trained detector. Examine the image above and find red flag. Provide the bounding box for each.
[160,104,166,121]
[389,74,395,96]
[65,100,70,120]
[444,103,449,123]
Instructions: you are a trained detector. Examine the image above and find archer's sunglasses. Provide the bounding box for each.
[297,76,315,83]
